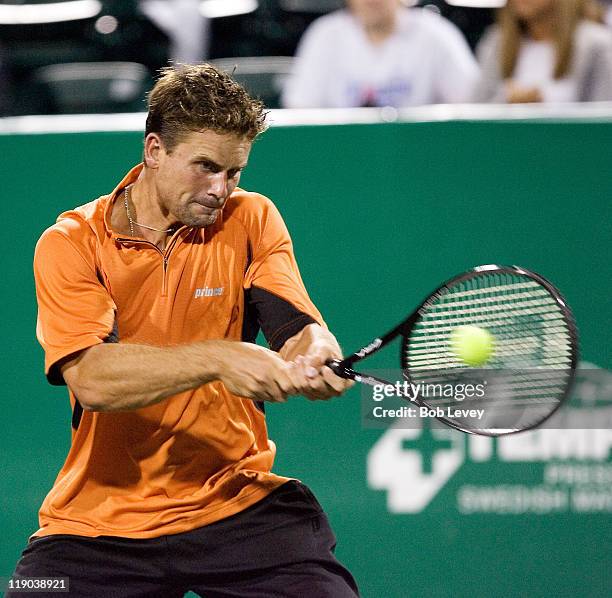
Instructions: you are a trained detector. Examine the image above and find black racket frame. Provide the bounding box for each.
[327,264,579,436]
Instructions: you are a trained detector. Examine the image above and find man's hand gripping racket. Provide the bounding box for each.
[327,265,578,436]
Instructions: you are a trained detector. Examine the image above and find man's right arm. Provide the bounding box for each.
[35,225,309,412]
[62,340,309,412]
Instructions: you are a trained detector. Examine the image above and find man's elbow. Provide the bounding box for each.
[78,390,111,412]
[69,379,112,412]
[61,351,113,412]
[67,369,136,413]
[65,364,143,413]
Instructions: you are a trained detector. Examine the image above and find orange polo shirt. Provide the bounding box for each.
[33,164,324,539]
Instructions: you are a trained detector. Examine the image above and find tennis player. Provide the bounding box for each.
[8,64,359,597]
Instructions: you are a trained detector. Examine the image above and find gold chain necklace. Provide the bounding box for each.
[124,185,174,236]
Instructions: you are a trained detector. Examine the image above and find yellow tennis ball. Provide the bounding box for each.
[450,325,494,366]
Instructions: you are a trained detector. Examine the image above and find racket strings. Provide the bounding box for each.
[403,271,575,431]
[407,273,572,370]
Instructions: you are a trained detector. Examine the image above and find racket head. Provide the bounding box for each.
[400,265,578,436]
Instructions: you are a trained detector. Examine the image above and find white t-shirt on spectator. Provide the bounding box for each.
[513,40,578,102]
[282,8,479,108]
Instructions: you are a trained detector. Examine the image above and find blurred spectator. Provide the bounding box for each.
[282,0,479,108]
[472,0,612,103]
[601,0,612,25]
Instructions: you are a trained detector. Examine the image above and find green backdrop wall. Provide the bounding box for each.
[1,119,611,597]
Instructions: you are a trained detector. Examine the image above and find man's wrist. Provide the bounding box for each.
[280,323,342,363]
[194,339,227,385]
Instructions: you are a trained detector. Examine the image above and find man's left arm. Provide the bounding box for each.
[242,193,352,400]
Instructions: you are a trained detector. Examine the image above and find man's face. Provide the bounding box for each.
[151,129,252,228]
[347,0,399,29]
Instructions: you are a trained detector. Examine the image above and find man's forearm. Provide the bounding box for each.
[63,337,308,412]
[63,323,346,412]
[62,341,229,412]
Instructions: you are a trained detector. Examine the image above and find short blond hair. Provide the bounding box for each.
[145,64,268,150]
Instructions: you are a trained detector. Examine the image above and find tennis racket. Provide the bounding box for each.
[327,264,578,436]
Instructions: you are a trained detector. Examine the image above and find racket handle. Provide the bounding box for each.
[326,359,394,388]
[326,358,352,379]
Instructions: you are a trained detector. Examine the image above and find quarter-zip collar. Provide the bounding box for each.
[106,163,194,297]
[103,162,189,243]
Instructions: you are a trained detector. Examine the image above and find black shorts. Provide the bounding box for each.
[7,480,359,597]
